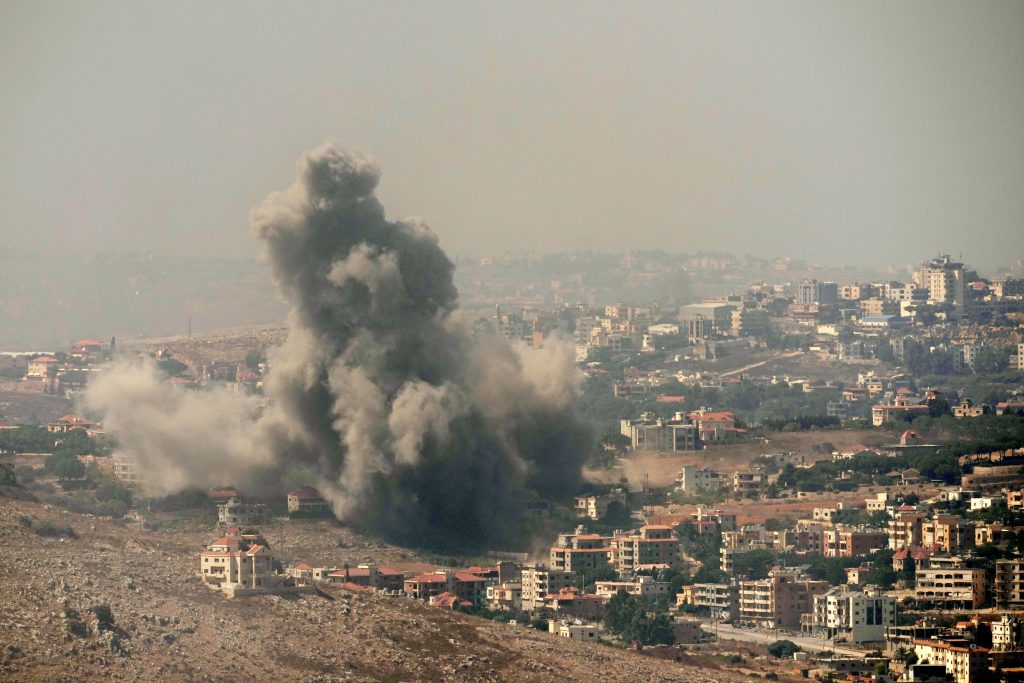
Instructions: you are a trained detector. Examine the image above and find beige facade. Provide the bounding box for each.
[607,525,680,574]
[913,639,988,683]
[914,563,986,609]
[738,569,828,629]
[995,559,1024,609]
[199,529,280,596]
[521,566,575,611]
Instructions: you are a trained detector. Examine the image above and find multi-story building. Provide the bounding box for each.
[872,397,930,426]
[521,565,575,611]
[550,528,611,575]
[992,614,1023,652]
[805,585,895,643]
[730,307,770,337]
[678,302,736,335]
[798,280,839,306]
[112,453,142,487]
[574,489,627,520]
[924,515,975,555]
[732,470,766,497]
[780,526,825,554]
[912,639,989,683]
[914,254,966,318]
[889,509,928,550]
[688,409,738,442]
[675,466,722,494]
[738,568,829,629]
[620,414,701,452]
[595,575,672,600]
[217,497,269,527]
[823,528,887,558]
[608,526,681,574]
[486,581,523,611]
[914,561,986,609]
[199,528,280,596]
[995,559,1024,609]
[677,583,739,621]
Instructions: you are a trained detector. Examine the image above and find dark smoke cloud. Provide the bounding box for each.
[86,142,592,548]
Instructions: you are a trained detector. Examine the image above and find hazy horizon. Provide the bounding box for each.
[2,1,1022,271]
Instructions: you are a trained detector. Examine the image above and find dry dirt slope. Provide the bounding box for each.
[0,496,744,683]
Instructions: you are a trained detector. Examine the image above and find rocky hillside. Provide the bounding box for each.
[0,497,747,683]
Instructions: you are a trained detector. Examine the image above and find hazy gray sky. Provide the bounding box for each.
[2,1,1022,270]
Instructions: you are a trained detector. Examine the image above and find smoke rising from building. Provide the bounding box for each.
[85,142,592,547]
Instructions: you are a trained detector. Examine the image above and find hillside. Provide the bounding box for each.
[0,496,746,683]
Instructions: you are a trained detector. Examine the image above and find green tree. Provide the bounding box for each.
[974,346,1010,374]
[46,452,85,481]
[767,640,801,658]
[244,349,265,370]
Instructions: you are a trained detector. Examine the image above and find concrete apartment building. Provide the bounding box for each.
[915,561,986,609]
[486,581,523,611]
[678,301,736,335]
[798,280,839,306]
[913,639,989,683]
[995,559,1024,609]
[732,470,766,497]
[991,614,1023,651]
[675,466,721,494]
[804,585,895,643]
[595,575,672,600]
[677,583,738,621]
[550,528,611,574]
[217,497,269,527]
[889,509,928,549]
[112,454,143,487]
[823,527,887,558]
[914,254,966,319]
[620,414,701,452]
[608,525,681,574]
[574,488,626,520]
[924,515,975,555]
[520,565,576,611]
[738,568,829,629]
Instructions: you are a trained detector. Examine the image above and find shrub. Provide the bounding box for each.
[29,518,77,539]
[90,604,115,629]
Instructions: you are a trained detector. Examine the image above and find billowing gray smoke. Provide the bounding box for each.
[86,142,592,548]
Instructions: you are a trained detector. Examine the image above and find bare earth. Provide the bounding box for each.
[0,495,748,683]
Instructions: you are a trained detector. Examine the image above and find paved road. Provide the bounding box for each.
[702,622,868,659]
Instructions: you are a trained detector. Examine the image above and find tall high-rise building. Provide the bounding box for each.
[797,279,839,307]
[914,254,966,318]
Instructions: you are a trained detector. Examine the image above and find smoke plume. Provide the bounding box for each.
[85,142,592,547]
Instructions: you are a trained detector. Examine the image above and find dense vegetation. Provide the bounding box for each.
[606,590,675,645]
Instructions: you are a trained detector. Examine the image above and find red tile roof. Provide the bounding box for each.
[288,485,323,500]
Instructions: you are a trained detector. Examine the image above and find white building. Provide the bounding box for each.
[675,466,722,494]
[807,585,895,643]
[549,619,602,641]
